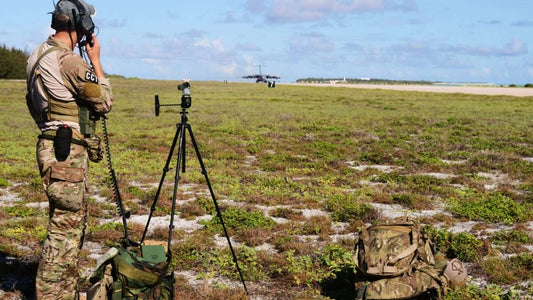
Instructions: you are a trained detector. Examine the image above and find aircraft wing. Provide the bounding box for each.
[243,75,262,79]
[242,74,280,79]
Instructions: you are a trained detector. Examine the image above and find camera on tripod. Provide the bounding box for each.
[154,81,192,116]
[178,82,191,109]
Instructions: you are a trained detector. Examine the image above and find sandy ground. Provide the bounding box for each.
[289,83,533,97]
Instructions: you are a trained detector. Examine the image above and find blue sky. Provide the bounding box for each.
[2,0,533,84]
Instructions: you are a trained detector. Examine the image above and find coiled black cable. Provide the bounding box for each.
[102,117,131,242]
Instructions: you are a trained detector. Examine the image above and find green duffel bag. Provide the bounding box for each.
[89,245,174,300]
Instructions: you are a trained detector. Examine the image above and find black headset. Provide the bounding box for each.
[51,0,95,44]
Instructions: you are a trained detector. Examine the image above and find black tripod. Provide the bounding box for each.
[140,101,248,294]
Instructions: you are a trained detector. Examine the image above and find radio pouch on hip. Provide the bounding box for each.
[55,125,72,162]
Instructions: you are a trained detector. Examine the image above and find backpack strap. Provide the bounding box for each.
[27,46,61,122]
[114,256,160,285]
[387,243,418,265]
[27,45,80,123]
[89,247,119,284]
[28,46,62,89]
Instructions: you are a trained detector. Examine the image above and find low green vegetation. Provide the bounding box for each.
[202,206,276,232]
[1,79,532,298]
[448,192,532,224]
[425,226,487,262]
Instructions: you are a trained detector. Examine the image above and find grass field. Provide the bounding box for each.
[0,78,532,299]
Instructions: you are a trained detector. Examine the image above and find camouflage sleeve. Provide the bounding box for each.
[60,53,113,115]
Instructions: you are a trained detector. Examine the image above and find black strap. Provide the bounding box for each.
[38,133,88,147]
[356,283,367,300]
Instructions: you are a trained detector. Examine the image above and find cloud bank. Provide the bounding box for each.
[246,0,417,22]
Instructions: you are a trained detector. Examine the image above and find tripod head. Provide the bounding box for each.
[154,81,192,116]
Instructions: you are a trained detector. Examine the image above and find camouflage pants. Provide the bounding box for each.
[35,139,89,300]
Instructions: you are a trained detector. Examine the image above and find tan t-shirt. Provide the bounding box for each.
[26,35,113,132]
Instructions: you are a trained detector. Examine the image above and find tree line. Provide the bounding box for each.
[0,44,28,79]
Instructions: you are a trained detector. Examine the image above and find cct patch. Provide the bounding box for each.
[85,71,99,84]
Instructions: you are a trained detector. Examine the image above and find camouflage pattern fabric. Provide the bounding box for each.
[88,246,174,300]
[354,218,449,299]
[358,269,443,300]
[35,138,89,300]
[27,31,113,299]
[26,35,113,133]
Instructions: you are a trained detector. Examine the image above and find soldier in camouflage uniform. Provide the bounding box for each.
[25,1,113,299]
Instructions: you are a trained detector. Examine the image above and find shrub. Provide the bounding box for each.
[0,178,10,188]
[206,246,267,281]
[424,226,452,253]
[447,193,532,224]
[270,207,305,221]
[278,244,355,287]
[281,250,318,286]
[391,193,430,210]
[318,244,355,275]
[491,229,532,245]
[324,195,378,222]
[300,215,333,236]
[425,226,485,262]
[444,283,522,300]
[449,232,484,262]
[203,206,275,232]
[3,206,43,218]
[482,253,532,285]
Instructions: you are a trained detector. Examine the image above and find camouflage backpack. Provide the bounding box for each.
[353,218,458,300]
[88,244,174,300]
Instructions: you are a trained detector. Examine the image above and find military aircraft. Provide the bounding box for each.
[242,65,280,83]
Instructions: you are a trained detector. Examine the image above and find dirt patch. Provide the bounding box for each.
[418,172,457,179]
[346,162,403,173]
[289,83,533,97]
[0,183,23,206]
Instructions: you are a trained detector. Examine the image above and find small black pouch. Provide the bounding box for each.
[54,125,72,162]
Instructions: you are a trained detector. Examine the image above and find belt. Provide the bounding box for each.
[38,130,88,147]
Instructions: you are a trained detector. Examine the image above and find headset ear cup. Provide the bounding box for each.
[51,13,71,30]
[71,0,95,35]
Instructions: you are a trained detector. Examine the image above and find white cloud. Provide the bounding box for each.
[527,68,533,79]
[287,32,335,57]
[447,38,528,57]
[236,42,262,52]
[246,0,267,13]
[218,61,239,76]
[252,0,417,23]
[512,20,533,27]
[192,39,229,57]
[502,38,528,56]
[468,67,492,79]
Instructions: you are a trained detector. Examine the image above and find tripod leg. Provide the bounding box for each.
[186,125,249,294]
[141,124,182,244]
[167,123,188,258]
[181,126,186,173]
